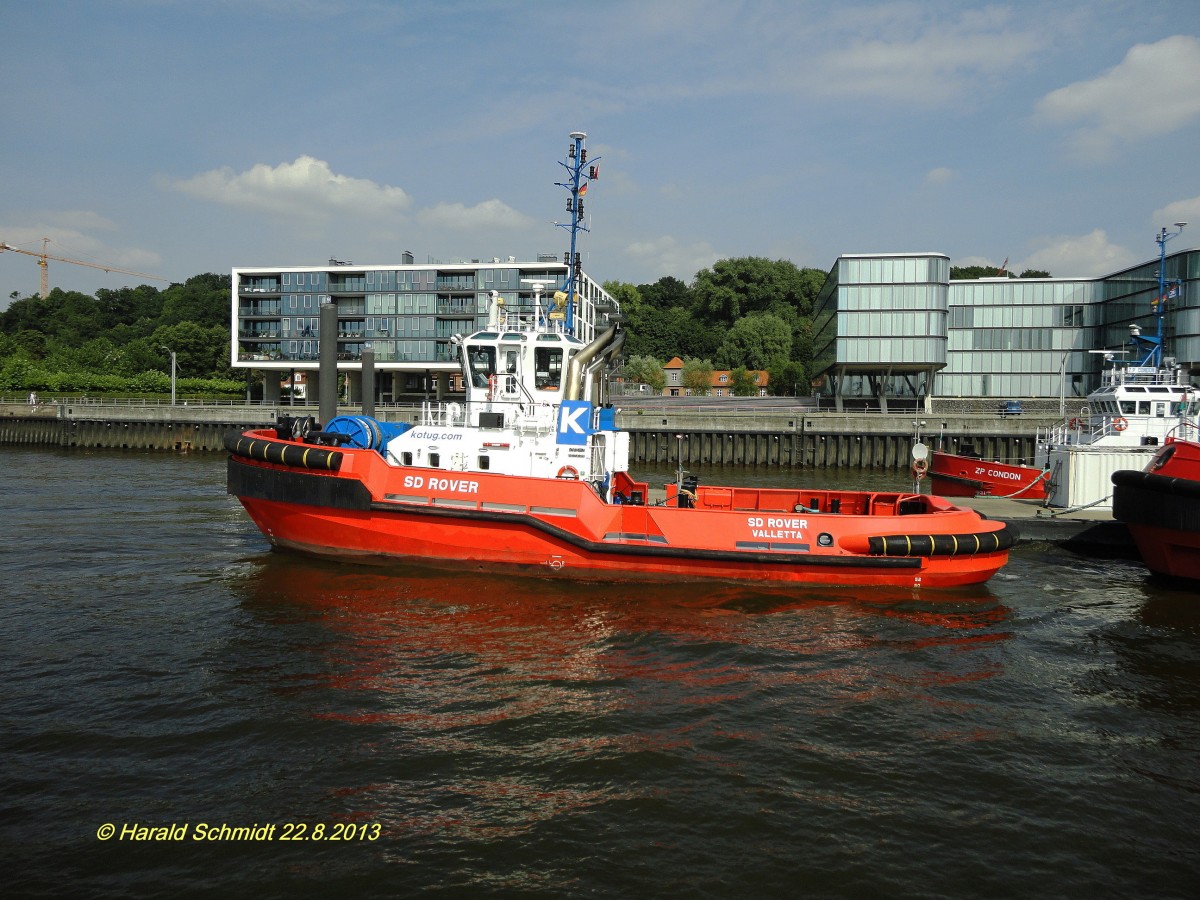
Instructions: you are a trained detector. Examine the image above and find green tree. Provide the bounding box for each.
[602,280,642,310]
[159,274,231,329]
[95,285,163,331]
[151,321,229,377]
[767,360,809,396]
[951,265,1053,279]
[638,276,692,310]
[714,312,792,370]
[11,329,47,359]
[621,354,665,392]
[790,318,814,383]
[680,358,714,395]
[692,258,818,323]
[604,276,713,361]
[729,366,759,396]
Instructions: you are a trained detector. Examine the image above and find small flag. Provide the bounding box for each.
[578,182,588,197]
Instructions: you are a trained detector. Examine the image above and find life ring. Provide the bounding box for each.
[556,465,579,480]
[911,458,928,479]
[1112,416,1129,432]
[1068,417,1083,430]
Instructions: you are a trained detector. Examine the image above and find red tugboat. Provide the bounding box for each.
[1112,437,1200,582]
[226,135,1012,590]
[929,444,1049,500]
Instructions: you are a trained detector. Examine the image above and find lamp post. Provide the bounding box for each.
[159,345,176,405]
[1058,349,1071,416]
[1153,222,1187,368]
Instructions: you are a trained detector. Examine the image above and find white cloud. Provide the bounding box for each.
[1034,35,1200,160]
[166,157,534,236]
[1152,195,1200,236]
[1021,229,1135,278]
[565,3,1048,108]
[46,210,118,232]
[819,35,1039,103]
[165,156,412,220]
[0,217,162,275]
[417,199,532,230]
[624,236,719,282]
[789,4,1047,105]
[924,167,957,186]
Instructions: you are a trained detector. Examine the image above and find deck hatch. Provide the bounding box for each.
[432,498,477,509]
[530,506,578,517]
[382,493,430,505]
[736,541,771,551]
[480,502,525,513]
[602,532,670,544]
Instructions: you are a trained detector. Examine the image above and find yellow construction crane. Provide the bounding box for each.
[1,237,169,298]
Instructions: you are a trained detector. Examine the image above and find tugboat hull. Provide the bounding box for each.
[1112,438,1200,582]
[229,440,1012,589]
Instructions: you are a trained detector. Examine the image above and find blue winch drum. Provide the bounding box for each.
[323,416,411,450]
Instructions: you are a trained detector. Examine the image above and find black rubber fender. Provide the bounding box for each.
[223,432,343,471]
[865,526,1013,557]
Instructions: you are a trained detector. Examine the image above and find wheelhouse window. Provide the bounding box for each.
[467,346,496,387]
[535,347,564,390]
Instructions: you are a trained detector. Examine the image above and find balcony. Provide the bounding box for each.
[436,275,476,291]
[239,302,281,316]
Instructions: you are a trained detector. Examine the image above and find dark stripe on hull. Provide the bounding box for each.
[1112,470,1200,534]
[366,499,924,570]
[929,472,988,491]
[228,456,371,510]
[228,457,930,571]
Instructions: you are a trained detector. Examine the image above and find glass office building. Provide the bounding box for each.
[811,247,1200,410]
[811,253,950,412]
[231,257,616,403]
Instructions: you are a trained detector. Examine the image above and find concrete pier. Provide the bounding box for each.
[951,494,1129,555]
[1,398,1053,464]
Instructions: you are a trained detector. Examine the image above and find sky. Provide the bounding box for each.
[3,0,1200,304]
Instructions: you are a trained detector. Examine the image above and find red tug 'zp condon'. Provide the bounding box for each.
[227,134,1013,589]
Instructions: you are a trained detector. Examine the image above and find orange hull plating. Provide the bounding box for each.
[228,430,1012,589]
[930,450,1049,500]
[1112,438,1200,582]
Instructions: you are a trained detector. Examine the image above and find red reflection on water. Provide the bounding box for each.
[229,553,1016,840]
[233,553,1013,720]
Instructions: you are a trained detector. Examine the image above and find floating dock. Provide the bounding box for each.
[950,494,1130,555]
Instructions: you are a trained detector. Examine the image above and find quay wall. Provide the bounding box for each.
[0,401,1057,469]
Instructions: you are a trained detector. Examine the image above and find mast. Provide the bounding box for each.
[1147,222,1187,368]
[554,131,599,336]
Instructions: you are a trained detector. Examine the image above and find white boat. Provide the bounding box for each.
[1036,357,1198,509]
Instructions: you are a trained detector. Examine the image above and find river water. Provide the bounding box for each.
[2,448,1198,898]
